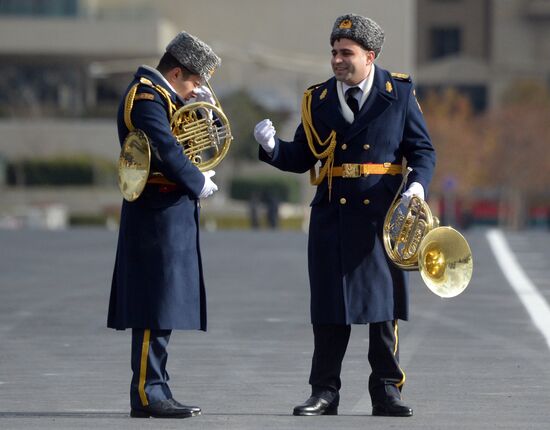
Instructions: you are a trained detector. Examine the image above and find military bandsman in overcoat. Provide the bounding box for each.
[108,31,220,419]
[254,14,436,417]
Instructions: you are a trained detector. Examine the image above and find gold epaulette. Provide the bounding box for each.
[124,77,176,131]
[139,77,154,87]
[391,72,411,82]
[306,81,325,92]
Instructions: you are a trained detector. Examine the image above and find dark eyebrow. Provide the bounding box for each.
[332,48,354,55]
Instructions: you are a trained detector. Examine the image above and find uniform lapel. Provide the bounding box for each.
[311,78,349,135]
[342,67,397,143]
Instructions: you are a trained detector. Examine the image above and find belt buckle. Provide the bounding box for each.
[341,163,361,178]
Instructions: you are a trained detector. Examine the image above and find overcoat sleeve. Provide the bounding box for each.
[400,85,436,192]
[259,123,318,173]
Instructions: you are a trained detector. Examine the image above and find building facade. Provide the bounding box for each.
[0,0,416,163]
[416,0,550,111]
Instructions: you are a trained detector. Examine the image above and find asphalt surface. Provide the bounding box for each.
[0,226,549,429]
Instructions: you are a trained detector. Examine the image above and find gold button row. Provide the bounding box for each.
[339,198,371,205]
[340,144,371,150]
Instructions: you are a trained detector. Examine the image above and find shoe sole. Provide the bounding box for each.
[130,410,201,419]
[293,406,338,416]
[372,408,413,417]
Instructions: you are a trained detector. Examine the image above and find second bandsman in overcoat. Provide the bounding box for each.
[108,31,221,419]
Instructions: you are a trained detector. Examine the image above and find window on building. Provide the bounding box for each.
[0,0,78,17]
[0,64,86,117]
[430,27,462,59]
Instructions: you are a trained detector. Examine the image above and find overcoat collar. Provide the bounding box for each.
[311,77,349,134]
[310,67,399,142]
[135,65,185,106]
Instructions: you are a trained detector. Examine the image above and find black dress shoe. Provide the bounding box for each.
[131,398,201,418]
[372,397,413,417]
[293,396,338,416]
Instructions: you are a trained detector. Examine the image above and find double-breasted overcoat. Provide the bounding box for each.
[108,66,207,331]
[260,66,436,325]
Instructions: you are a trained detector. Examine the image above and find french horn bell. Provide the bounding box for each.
[382,169,473,298]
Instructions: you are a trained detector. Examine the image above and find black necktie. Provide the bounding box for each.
[345,87,360,115]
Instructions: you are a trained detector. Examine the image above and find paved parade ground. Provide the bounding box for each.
[1,226,550,429]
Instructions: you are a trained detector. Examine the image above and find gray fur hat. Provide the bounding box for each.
[166,31,221,80]
[330,14,384,57]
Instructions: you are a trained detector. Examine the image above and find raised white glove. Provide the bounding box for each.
[401,182,425,206]
[191,86,215,105]
[199,170,218,199]
[254,119,276,153]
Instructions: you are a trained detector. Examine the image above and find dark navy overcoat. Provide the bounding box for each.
[260,66,436,325]
[108,66,207,331]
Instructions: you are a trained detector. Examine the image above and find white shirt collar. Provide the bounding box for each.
[141,64,177,94]
[341,64,376,108]
[336,64,376,123]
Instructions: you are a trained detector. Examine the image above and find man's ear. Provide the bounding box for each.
[163,67,177,84]
[171,67,181,80]
[366,50,375,65]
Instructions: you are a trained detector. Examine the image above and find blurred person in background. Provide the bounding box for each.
[254,13,435,417]
[107,31,220,419]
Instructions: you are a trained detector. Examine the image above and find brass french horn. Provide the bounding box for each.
[170,85,232,171]
[382,168,473,298]
[118,81,232,202]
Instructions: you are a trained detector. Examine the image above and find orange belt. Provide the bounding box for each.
[332,163,402,178]
[147,174,178,192]
[147,175,175,186]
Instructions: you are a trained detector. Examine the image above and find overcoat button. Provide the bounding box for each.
[363,144,370,150]
[339,198,347,205]
[363,199,370,205]
[341,144,347,150]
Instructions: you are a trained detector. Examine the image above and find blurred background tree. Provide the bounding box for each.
[421,79,550,228]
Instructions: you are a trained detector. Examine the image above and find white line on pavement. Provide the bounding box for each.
[486,228,550,350]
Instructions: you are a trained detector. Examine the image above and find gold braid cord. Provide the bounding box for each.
[301,88,338,200]
[123,84,139,132]
[123,77,176,131]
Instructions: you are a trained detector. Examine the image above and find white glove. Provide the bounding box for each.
[401,182,425,206]
[254,119,276,153]
[199,170,218,199]
[190,86,215,105]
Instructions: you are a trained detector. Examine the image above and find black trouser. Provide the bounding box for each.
[309,321,405,404]
[130,329,173,409]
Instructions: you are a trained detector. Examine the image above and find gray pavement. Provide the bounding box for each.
[1,227,550,429]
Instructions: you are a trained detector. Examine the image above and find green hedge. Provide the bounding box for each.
[229,175,301,203]
[6,156,116,186]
